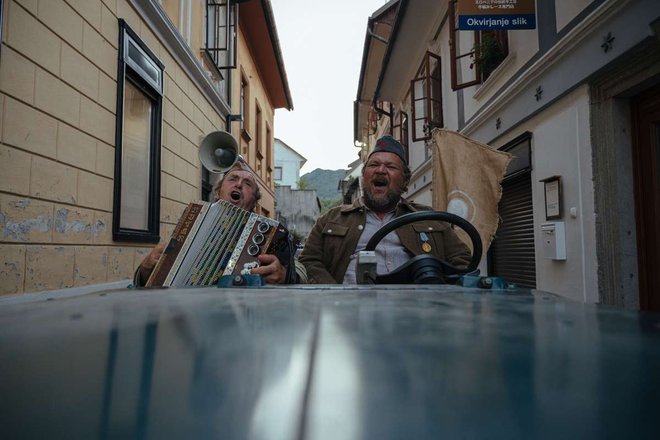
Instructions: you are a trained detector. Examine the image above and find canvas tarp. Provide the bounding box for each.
[430,128,511,257]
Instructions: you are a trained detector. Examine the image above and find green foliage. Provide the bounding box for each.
[472,32,506,78]
[297,176,310,190]
[299,169,346,199]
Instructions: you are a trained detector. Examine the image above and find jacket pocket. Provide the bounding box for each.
[321,223,349,237]
[321,223,349,269]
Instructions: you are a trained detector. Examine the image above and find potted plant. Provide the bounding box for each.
[471,32,506,79]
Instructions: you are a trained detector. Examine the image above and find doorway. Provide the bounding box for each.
[489,133,536,288]
[631,85,660,311]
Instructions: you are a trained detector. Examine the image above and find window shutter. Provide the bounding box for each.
[411,52,442,141]
[449,0,481,90]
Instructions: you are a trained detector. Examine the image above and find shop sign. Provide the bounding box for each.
[457,0,537,30]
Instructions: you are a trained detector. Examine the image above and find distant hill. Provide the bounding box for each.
[300,168,346,199]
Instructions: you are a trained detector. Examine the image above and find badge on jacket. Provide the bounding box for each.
[420,232,432,253]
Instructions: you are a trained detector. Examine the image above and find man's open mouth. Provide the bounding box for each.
[372,178,388,188]
[230,191,241,201]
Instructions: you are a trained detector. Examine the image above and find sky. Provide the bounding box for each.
[269,0,388,174]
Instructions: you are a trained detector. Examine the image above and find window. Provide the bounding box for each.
[240,74,249,132]
[255,102,263,173]
[0,0,4,61]
[410,51,442,142]
[274,166,283,181]
[375,101,393,135]
[205,0,237,70]
[266,124,272,184]
[448,0,508,90]
[368,109,378,135]
[391,111,409,164]
[113,20,164,242]
[201,168,212,201]
[255,102,262,153]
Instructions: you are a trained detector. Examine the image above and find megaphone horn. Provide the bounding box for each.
[198,130,239,173]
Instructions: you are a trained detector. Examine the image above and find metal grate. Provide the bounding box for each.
[490,172,536,288]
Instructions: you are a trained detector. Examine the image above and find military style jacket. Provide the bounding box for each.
[299,197,472,284]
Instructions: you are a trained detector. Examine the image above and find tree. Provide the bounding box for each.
[297,176,310,190]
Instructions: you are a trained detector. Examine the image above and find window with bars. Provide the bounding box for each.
[448,0,509,90]
[410,51,442,142]
[205,0,237,71]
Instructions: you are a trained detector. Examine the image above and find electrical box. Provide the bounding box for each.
[541,222,566,260]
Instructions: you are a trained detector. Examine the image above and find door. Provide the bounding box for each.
[489,133,536,288]
[631,85,660,311]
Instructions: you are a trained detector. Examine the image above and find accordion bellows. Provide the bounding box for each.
[146,200,290,287]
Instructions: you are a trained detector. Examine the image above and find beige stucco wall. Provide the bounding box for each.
[232,26,276,218]
[0,0,230,294]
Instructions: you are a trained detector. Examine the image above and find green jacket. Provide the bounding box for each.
[299,197,472,284]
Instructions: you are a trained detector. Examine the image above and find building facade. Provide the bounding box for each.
[273,137,306,188]
[0,0,292,294]
[355,0,660,310]
[274,185,320,245]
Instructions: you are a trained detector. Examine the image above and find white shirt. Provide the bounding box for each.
[342,209,414,284]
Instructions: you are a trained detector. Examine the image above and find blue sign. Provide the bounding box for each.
[458,14,536,30]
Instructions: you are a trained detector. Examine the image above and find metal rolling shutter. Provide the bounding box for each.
[490,172,536,288]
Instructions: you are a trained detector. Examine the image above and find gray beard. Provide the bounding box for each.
[363,187,402,213]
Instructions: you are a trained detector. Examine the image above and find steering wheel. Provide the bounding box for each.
[357,211,482,284]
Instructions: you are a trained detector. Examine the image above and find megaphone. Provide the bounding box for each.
[198,130,239,173]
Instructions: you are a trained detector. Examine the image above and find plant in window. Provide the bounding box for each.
[471,32,507,79]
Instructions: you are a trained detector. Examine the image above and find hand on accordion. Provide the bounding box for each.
[250,254,287,284]
[139,242,166,281]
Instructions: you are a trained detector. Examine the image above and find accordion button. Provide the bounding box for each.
[253,233,265,245]
[358,225,364,231]
[327,229,332,233]
[258,222,270,233]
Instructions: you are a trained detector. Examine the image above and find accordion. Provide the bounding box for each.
[146,200,291,287]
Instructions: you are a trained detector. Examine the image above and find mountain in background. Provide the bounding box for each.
[300,168,346,200]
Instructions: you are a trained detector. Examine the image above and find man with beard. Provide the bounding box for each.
[134,158,304,286]
[299,136,471,284]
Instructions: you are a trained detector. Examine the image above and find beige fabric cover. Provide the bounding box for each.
[430,128,512,256]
